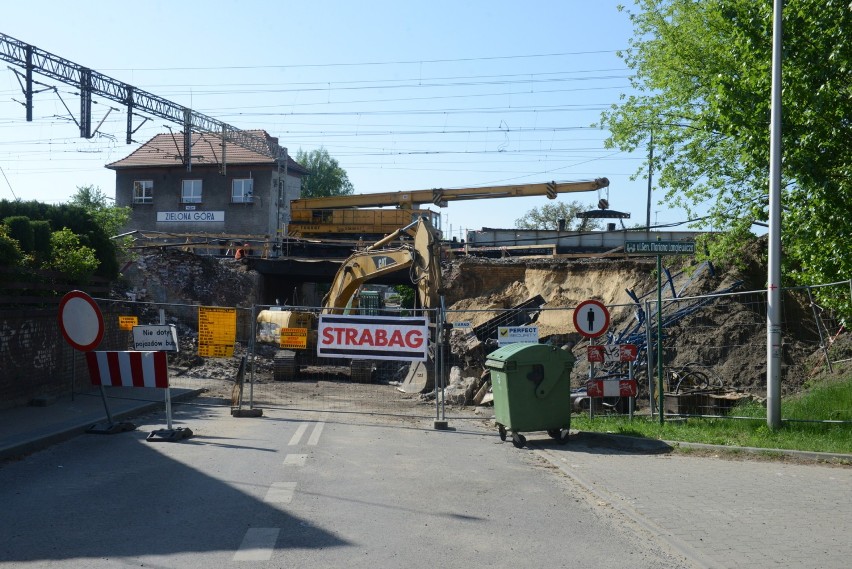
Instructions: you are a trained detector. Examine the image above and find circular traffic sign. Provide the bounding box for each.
[573,299,610,338]
[58,290,104,351]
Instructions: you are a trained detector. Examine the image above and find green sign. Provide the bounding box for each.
[625,240,696,255]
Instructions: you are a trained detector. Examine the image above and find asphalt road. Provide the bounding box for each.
[0,401,688,568]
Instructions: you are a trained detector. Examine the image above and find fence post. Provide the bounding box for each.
[806,286,833,374]
[645,299,655,417]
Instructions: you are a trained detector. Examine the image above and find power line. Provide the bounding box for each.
[99,50,623,72]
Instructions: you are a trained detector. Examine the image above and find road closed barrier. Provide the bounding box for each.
[85,350,169,388]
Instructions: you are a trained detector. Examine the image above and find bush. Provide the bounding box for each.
[0,226,23,267]
[49,228,99,281]
[3,216,34,253]
[31,220,52,262]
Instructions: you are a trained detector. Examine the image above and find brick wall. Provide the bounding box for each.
[0,306,134,410]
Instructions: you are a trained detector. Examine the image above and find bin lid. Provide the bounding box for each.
[485,342,574,370]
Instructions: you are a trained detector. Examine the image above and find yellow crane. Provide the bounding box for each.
[287,178,609,240]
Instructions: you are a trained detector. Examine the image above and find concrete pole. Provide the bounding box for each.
[766,0,783,429]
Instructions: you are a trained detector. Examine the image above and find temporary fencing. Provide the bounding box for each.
[10,281,847,424]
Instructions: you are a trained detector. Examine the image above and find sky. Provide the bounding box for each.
[0,0,678,239]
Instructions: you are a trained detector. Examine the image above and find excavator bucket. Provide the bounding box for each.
[398,360,434,394]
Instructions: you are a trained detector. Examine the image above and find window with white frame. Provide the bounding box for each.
[181,179,202,203]
[132,180,153,204]
[231,178,254,203]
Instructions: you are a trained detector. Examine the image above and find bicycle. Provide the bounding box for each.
[667,362,722,393]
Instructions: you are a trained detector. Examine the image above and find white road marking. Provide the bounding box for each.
[283,454,307,466]
[307,421,325,446]
[265,481,297,504]
[233,527,279,561]
[288,423,309,446]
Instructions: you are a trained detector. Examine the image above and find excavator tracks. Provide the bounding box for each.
[273,350,298,382]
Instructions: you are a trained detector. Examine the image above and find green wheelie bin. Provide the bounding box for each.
[485,342,575,448]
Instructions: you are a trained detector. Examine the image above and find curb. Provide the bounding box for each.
[0,389,204,461]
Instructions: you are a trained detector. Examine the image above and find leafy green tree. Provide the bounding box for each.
[515,201,602,231]
[295,148,355,198]
[599,0,852,314]
[69,185,130,238]
[48,228,100,281]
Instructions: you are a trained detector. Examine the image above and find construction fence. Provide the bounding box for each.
[3,280,851,423]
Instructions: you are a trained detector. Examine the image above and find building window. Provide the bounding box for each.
[181,179,202,203]
[232,178,254,203]
[132,180,153,204]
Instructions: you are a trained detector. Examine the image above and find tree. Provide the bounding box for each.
[515,201,602,231]
[295,148,355,198]
[599,0,852,314]
[69,185,129,238]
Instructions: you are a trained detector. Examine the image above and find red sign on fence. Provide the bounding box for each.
[586,378,638,398]
[587,344,638,363]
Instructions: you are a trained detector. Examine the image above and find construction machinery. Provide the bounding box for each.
[287,178,610,240]
[257,216,442,385]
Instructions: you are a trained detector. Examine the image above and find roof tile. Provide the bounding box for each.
[106,129,307,174]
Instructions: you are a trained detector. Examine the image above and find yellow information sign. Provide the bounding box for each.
[118,315,138,331]
[280,327,308,349]
[198,306,237,358]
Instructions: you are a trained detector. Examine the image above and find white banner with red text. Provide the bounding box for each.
[317,314,429,361]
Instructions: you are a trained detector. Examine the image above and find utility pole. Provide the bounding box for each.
[646,129,654,230]
[767,0,783,429]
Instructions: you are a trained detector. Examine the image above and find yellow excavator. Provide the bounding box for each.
[288,178,610,240]
[257,216,443,387]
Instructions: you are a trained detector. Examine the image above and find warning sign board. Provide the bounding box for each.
[118,316,138,331]
[198,306,236,358]
[280,327,308,349]
[587,344,638,363]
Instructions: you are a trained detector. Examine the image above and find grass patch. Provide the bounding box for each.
[572,376,852,454]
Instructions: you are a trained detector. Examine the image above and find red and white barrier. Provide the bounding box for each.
[586,378,638,398]
[85,351,169,389]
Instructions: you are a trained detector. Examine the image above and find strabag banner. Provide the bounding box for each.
[317,314,429,361]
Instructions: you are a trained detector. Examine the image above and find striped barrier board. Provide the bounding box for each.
[85,351,169,389]
[586,378,638,398]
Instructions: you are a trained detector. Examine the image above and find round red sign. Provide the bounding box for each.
[573,299,611,339]
[57,290,105,351]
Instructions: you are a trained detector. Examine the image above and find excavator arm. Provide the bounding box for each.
[322,217,443,312]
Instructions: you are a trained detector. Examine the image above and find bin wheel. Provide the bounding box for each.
[548,429,571,444]
[511,433,526,448]
[498,425,507,441]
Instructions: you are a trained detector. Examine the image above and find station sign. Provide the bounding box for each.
[625,240,695,255]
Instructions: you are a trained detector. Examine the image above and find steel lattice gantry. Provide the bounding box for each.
[0,31,286,165]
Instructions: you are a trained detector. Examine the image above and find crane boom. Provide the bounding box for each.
[291,178,609,211]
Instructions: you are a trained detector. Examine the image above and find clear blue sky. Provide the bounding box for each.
[0,0,678,237]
